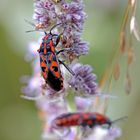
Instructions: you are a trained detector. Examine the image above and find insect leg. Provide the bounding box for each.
[58,60,75,75]
[50,23,62,34]
[53,33,63,46]
[56,48,73,55]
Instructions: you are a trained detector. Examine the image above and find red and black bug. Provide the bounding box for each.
[26,21,74,91]
[37,24,63,91]
[38,24,74,91]
[53,112,127,129]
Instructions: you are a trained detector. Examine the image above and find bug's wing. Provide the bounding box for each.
[48,53,62,79]
[40,54,48,80]
[47,53,64,91]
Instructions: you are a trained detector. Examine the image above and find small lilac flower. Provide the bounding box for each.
[24,37,44,75]
[60,34,89,63]
[24,42,39,61]
[59,0,86,32]
[42,85,65,103]
[104,127,122,140]
[36,98,67,118]
[33,0,56,27]
[36,99,68,139]
[68,63,98,96]
[75,97,92,111]
[83,126,121,140]
[64,131,76,140]
[70,34,89,56]
[21,75,44,98]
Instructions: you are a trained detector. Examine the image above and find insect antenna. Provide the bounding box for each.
[59,60,75,76]
[25,19,45,33]
[106,116,127,129]
[111,116,128,124]
[50,23,62,35]
[24,19,36,27]
[25,30,38,33]
[25,29,46,33]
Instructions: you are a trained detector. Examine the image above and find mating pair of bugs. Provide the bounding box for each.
[26,20,74,92]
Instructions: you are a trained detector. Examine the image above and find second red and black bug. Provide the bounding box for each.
[52,112,127,129]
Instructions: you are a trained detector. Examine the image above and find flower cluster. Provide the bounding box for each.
[68,63,98,96]
[22,0,124,140]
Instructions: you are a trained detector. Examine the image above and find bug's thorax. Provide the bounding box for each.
[38,34,55,54]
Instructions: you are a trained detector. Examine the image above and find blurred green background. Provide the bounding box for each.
[0,0,140,140]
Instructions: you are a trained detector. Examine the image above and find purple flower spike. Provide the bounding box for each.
[68,63,98,96]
